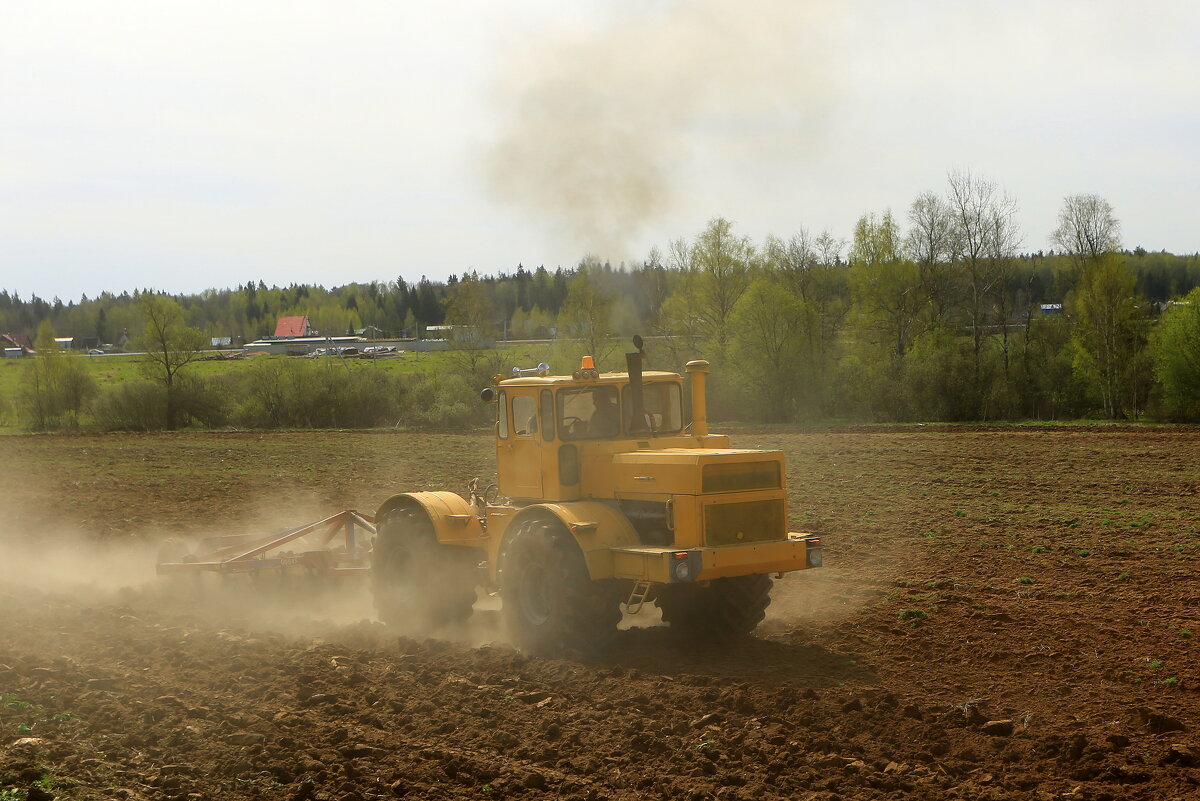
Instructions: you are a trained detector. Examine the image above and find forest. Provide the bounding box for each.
[3,175,1200,428]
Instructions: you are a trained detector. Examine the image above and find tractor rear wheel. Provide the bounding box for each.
[372,507,478,630]
[156,537,192,566]
[656,574,773,640]
[155,538,202,600]
[499,521,622,657]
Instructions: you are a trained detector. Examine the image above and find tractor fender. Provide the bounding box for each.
[374,491,486,546]
[504,501,640,581]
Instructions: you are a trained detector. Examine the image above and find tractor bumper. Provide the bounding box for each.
[586,534,822,583]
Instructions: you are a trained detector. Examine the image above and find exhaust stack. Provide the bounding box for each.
[685,360,710,437]
[628,352,648,434]
[626,337,647,434]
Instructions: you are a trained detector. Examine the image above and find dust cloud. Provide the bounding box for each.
[0,513,509,649]
[482,0,837,258]
[1,528,161,598]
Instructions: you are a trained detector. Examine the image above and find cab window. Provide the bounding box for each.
[497,390,509,439]
[621,382,683,435]
[512,395,537,436]
[557,386,621,440]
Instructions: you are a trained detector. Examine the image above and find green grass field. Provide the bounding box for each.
[0,342,567,433]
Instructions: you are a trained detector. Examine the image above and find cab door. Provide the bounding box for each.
[504,392,543,499]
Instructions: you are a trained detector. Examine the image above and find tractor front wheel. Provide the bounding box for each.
[372,507,478,630]
[655,574,773,640]
[499,521,621,656]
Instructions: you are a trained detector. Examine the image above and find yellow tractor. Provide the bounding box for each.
[371,340,823,655]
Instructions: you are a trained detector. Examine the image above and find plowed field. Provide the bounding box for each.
[2,427,1198,800]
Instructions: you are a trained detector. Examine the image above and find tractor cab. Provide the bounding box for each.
[489,358,695,502]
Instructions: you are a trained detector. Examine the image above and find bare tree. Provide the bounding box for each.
[666,237,693,272]
[905,191,958,319]
[813,230,845,267]
[945,170,1020,380]
[766,231,818,298]
[1051,193,1122,281]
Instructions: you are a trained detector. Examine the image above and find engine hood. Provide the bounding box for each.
[610,448,785,496]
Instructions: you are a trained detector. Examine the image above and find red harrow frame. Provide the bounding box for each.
[155,510,376,578]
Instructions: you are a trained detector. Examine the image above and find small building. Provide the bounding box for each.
[243,336,361,356]
[423,324,474,342]
[1039,303,1063,315]
[211,336,233,348]
[1,333,32,354]
[273,316,313,338]
[54,337,74,349]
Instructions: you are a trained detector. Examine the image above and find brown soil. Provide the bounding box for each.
[1,427,1198,800]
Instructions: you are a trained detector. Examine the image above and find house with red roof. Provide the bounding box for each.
[273,316,313,338]
[2,333,33,357]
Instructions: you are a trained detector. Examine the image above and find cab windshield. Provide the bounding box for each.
[557,386,620,441]
[556,382,683,440]
[622,381,683,435]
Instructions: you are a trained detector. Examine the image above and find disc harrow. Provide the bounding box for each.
[155,510,376,578]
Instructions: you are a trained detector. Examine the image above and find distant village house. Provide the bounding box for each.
[273,316,313,338]
[2,332,32,358]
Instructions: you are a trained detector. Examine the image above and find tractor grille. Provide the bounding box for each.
[704,499,785,546]
[702,461,781,494]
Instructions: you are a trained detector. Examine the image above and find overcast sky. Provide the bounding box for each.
[1,0,1197,301]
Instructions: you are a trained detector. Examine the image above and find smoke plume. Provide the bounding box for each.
[482,0,836,258]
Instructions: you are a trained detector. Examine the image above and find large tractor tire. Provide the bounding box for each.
[372,507,478,630]
[498,520,622,657]
[655,574,773,640]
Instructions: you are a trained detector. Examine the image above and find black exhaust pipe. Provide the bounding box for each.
[626,336,648,434]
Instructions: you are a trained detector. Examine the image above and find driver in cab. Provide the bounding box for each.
[589,390,620,437]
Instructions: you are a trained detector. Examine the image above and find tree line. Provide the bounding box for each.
[0,268,582,346]
[3,171,1200,428]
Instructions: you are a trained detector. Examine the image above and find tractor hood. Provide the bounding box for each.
[611,448,785,497]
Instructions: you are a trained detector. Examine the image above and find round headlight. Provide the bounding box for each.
[673,560,691,581]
